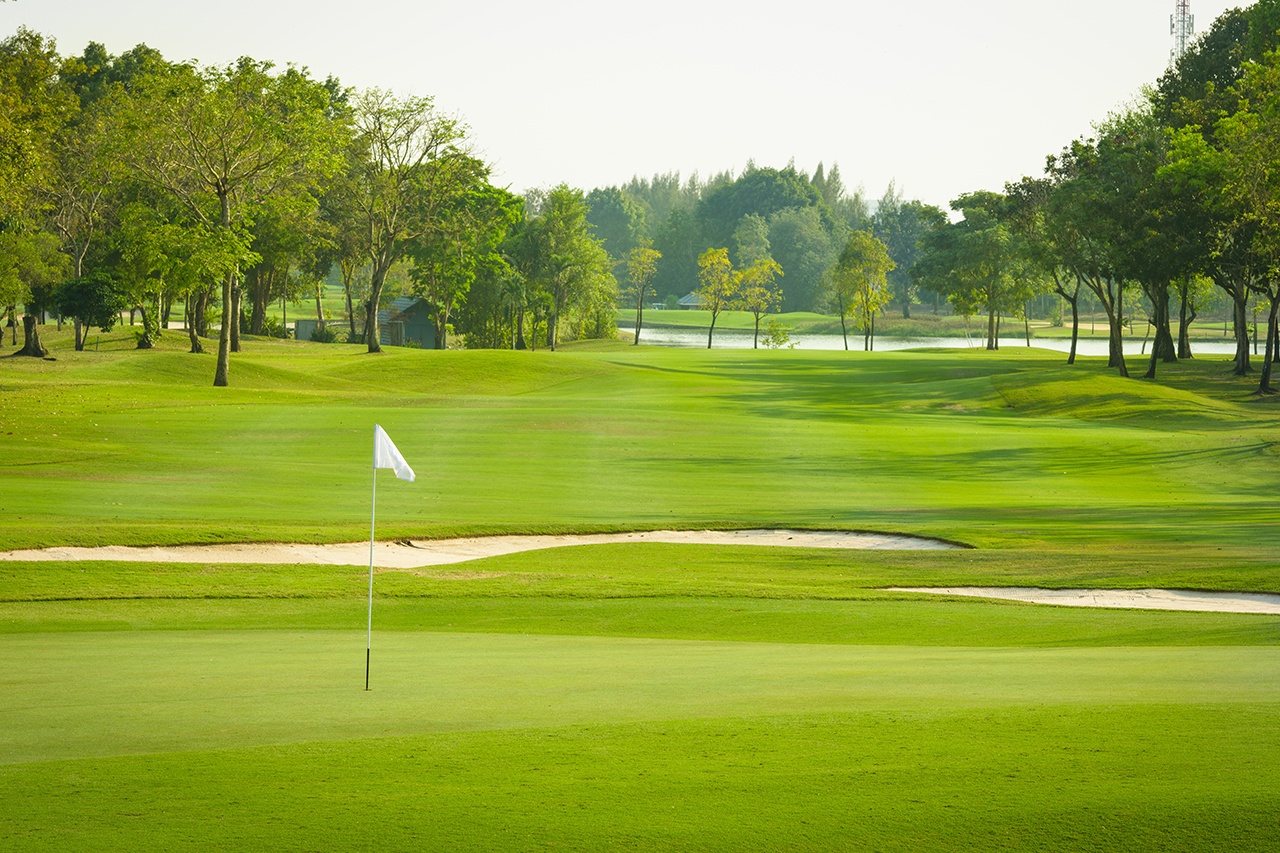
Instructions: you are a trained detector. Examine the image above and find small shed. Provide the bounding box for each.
[294,318,321,341]
[678,292,701,310]
[377,297,437,348]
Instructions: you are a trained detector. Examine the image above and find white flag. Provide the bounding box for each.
[373,424,415,482]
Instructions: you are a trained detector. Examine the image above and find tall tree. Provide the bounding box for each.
[830,231,895,351]
[695,247,737,349]
[1215,49,1280,393]
[120,59,343,383]
[1006,176,1084,364]
[767,206,838,312]
[1045,141,1134,376]
[532,185,614,350]
[409,177,521,349]
[736,258,783,349]
[914,192,1040,352]
[347,89,475,353]
[585,187,648,261]
[873,183,948,318]
[625,241,661,345]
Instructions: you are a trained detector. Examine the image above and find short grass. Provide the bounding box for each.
[1,326,1278,850]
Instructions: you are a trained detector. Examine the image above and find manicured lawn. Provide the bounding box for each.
[1,328,1278,850]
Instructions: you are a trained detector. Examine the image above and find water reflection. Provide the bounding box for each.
[633,326,1245,357]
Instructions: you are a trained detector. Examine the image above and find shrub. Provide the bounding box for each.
[260,317,288,339]
[309,325,339,344]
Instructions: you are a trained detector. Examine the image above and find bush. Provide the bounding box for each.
[762,318,795,350]
[309,325,339,344]
[260,317,288,339]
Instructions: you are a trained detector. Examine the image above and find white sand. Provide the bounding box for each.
[888,586,1280,615]
[0,528,958,569]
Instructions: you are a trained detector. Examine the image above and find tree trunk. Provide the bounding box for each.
[1106,289,1129,378]
[187,318,204,354]
[753,313,760,349]
[1257,291,1279,394]
[1067,295,1079,365]
[633,291,644,345]
[1177,284,1194,360]
[1232,289,1251,375]
[1023,307,1031,347]
[195,287,209,338]
[73,318,85,352]
[214,271,233,386]
[515,308,527,350]
[364,259,391,354]
[706,312,716,349]
[250,273,267,336]
[230,281,242,353]
[902,301,910,320]
[986,307,996,351]
[16,314,46,357]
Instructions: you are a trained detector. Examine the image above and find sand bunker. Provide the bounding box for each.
[0,528,958,569]
[888,586,1280,616]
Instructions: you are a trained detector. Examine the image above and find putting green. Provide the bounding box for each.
[4,630,1277,764]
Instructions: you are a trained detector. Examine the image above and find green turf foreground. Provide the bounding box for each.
[1,549,1277,852]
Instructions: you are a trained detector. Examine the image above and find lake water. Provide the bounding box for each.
[633,326,1245,357]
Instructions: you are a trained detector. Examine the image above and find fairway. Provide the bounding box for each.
[2,333,1279,850]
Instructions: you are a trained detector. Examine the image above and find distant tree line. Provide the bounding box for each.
[911,0,1280,394]
[0,30,615,385]
[585,165,944,335]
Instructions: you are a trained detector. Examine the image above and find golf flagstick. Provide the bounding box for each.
[367,424,416,691]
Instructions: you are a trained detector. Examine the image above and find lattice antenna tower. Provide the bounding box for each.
[1171,0,1195,65]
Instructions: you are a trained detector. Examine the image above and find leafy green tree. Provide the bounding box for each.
[767,206,838,312]
[243,194,322,335]
[533,185,615,350]
[914,192,1036,352]
[872,183,948,318]
[651,207,701,301]
[697,165,830,252]
[56,269,127,350]
[409,177,521,349]
[1165,109,1271,378]
[695,247,737,349]
[625,242,661,345]
[119,59,343,382]
[1044,141,1135,375]
[1214,50,1280,393]
[1005,176,1086,364]
[347,88,476,353]
[585,187,648,261]
[830,231,894,351]
[736,258,783,349]
[0,229,67,356]
[0,29,77,223]
[732,213,771,266]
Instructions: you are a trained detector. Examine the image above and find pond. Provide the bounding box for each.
[633,326,1247,357]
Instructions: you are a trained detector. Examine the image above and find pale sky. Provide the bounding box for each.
[2,0,1243,208]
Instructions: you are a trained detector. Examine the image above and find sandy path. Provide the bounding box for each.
[0,529,958,569]
[888,586,1280,615]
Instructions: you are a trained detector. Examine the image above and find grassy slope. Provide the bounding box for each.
[3,326,1278,556]
[2,329,1279,850]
